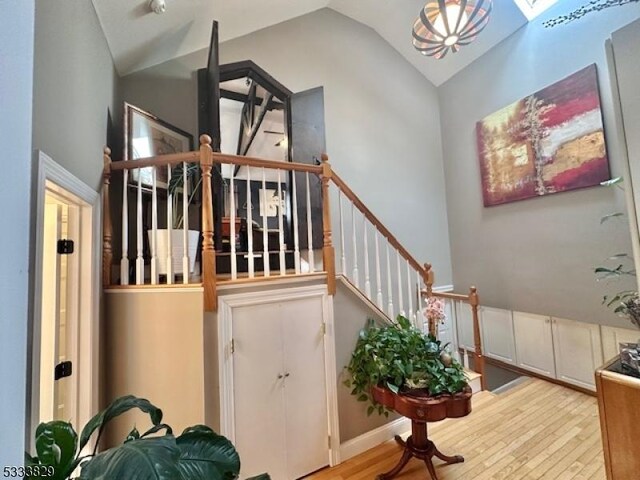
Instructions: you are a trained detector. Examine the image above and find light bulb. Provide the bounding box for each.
[433,3,469,43]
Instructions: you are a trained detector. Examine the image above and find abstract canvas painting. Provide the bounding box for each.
[476,64,610,207]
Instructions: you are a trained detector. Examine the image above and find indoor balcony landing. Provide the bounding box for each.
[308,379,604,480]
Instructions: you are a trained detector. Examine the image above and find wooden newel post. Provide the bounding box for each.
[102,147,113,287]
[321,154,336,295]
[423,263,436,336]
[469,286,486,390]
[200,135,217,312]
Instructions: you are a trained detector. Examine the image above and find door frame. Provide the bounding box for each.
[218,284,341,466]
[30,151,101,447]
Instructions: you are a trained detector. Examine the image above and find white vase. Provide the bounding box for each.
[148,229,200,276]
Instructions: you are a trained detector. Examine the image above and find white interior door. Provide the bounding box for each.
[40,193,80,425]
[282,296,328,479]
[233,303,287,480]
[513,312,556,378]
[231,295,329,480]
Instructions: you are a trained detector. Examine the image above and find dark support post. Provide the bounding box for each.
[102,147,113,287]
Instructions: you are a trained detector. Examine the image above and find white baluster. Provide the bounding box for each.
[363,220,371,299]
[166,165,173,285]
[463,349,470,370]
[230,169,237,280]
[182,162,189,284]
[136,169,143,285]
[261,168,270,277]
[397,250,404,317]
[150,166,158,285]
[120,170,129,285]
[292,172,301,274]
[277,169,286,276]
[351,203,359,288]
[305,172,314,272]
[339,190,347,275]
[417,269,426,332]
[247,168,254,278]
[386,240,393,318]
[375,229,383,309]
[406,260,414,326]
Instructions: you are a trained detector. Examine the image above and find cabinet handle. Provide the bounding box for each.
[285,373,291,378]
[545,318,550,324]
[277,374,284,379]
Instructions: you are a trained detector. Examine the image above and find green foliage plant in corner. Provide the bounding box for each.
[595,177,640,329]
[344,315,468,416]
[25,395,270,480]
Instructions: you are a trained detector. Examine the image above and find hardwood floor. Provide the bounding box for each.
[309,379,605,480]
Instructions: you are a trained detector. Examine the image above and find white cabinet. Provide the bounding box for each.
[222,289,332,480]
[601,325,640,362]
[481,307,516,365]
[455,300,475,352]
[513,312,556,378]
[551,317,603,391]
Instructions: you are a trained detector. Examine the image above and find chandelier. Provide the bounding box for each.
[412,0,493,59]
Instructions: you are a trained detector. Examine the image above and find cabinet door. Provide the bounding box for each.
[455,300,475,352]
[481,307,516,365]
[282,296,329,479]
[552,317,603,391]
[233,303,287,480]
[438,300,455,349]
[601,325,640,362]
[513,312,556,378]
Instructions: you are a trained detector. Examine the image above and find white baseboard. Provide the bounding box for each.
[339,417,411,462]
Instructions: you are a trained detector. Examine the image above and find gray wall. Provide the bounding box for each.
[611,19,640,297]
[120,8,453,285]
[439,0,640,328]
[32,0,119,191]
[333,280,399,442]
[0,0,34,463]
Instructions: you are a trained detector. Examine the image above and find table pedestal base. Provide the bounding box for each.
[376,424,463,480]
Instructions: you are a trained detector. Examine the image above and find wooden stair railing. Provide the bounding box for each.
[101,138,480,360]
[423,264,486,391]
[102,136,330,312]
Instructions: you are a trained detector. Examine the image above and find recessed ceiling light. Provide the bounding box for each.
[513,0,561,21]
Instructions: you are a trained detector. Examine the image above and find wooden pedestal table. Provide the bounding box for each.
[372,385,473,480]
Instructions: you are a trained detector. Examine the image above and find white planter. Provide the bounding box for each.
[148,229,200,276]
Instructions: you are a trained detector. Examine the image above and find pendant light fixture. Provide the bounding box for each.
[413,0,493,59]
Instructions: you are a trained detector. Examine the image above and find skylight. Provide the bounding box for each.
[513,0,561,20]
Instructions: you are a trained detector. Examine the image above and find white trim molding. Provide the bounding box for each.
[218,284,341,467]
[31,151,101,451]
[339,417,411,462]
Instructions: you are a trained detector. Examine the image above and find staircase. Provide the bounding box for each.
[101,137,486,390]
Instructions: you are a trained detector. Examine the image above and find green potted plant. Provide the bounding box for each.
[151,162,228,277]
[25,395,268,480]
[344,315,470,422]
[595,177,640,330]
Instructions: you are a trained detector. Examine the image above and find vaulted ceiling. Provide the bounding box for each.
[92,0,545,85]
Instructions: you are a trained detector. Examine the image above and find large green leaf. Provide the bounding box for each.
[33,421,78,480]
[79,396,163,451]
[79,436,181,480]
[176,426,240,480]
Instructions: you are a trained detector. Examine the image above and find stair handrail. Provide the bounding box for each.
[329,172,428,281]
[423,264,486,390]
[103,141,467,334]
